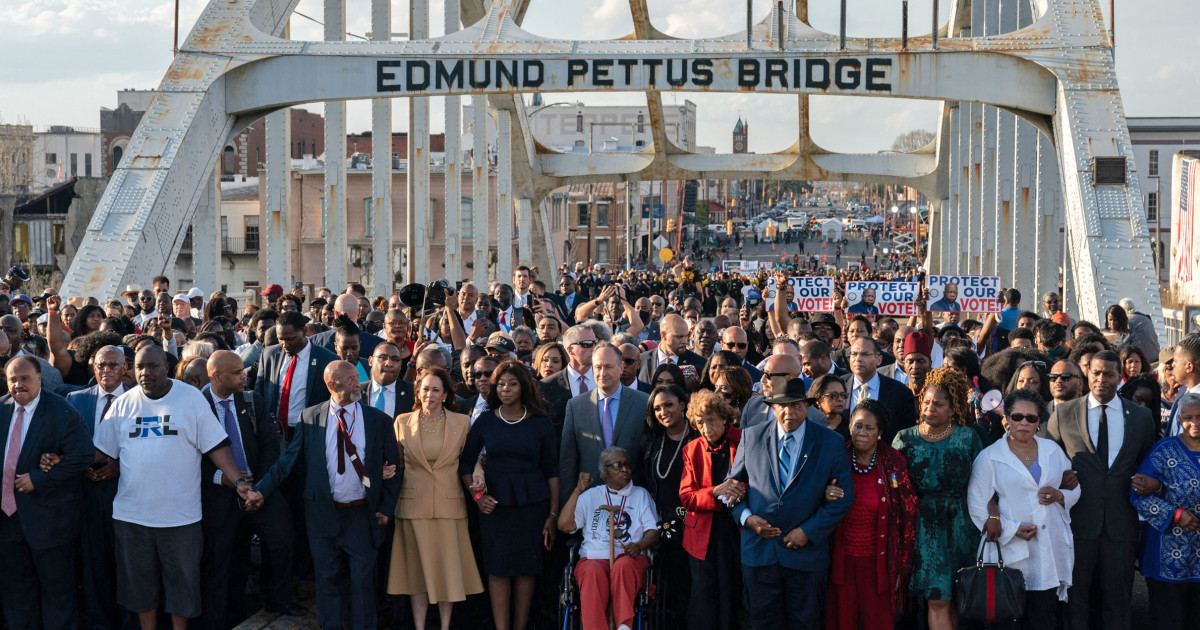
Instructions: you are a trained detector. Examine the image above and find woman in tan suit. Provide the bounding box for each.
[388,367,483,630]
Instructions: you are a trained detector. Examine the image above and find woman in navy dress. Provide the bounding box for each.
[460,359,559,630]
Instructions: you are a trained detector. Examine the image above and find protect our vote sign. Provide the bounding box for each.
[925,275,1001,313]
[765,276,836,312]
[845,281,920,317]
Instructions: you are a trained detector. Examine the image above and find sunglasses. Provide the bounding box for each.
[725,342,748,349]
[1009,413,1040,424]
[604,461,632,471]
[471,370,495,379]
[1047,373,1077,382]
[1020,360,1047,369]
[762,371,793,379]
[821,392,848,401]
[572,340,597,349]
[621,358,638,365]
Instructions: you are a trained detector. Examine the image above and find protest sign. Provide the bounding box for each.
[845,281,920,317]
[765,276,836,312]
[925,275,1001,313]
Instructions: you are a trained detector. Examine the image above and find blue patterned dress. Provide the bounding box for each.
[1130,437,1200,583]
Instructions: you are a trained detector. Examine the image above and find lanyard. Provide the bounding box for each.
[604,488,629,523]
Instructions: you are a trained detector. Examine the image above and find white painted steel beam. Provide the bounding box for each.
[191,168,220,291]
[443,0,462,282]
[369,0,392,297]
[323,0,347,291]
[496,108,513,279]
[407,0,430,286]
[472,97,489,288]
[264,109,291,287]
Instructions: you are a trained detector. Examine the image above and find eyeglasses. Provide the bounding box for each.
[471,370,495,379]
[725,342,748,349]
[604,461,632,471]
[95,362,123,371]
[1009,413,1040,424]
[821,392,848,401]
[762,372,793,379]
[849,351,878,359]
[1047,373,1076,382]
[572,340,597,349]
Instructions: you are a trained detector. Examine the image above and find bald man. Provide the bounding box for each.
[637,314,705,384]
[310,293,382,358]
[741,354,827,429]
[199,351,304,627]
[250,361,401,630]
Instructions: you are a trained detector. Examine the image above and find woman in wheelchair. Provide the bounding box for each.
[558,447,661,630]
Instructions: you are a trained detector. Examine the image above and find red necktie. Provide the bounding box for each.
[336,408,369,487]
[277,354,298,435]
[2,406,25,516]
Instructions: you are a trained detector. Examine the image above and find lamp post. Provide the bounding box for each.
[890,205,899,232]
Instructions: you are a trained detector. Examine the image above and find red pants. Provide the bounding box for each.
[574,555,650,630]
[826,555,893,630]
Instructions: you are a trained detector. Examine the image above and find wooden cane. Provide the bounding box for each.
[598,504,623,569]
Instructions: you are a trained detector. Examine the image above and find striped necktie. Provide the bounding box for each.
[778,433,794,485]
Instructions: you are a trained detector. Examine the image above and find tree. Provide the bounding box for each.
[891,129,936,153]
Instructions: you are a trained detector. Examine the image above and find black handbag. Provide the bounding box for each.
[953,539,1027,623]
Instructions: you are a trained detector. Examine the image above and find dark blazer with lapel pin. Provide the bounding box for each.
[1044,396,1156,542]
[200,389,280,522]
[359,379,414,419]
[727,419,853,571]
[636,349,706,385]
[0,391,94,549]
[840,372,918,446]
[559,385,651,496]
[551,292,582,327]
[254,401,402,548]
[254,341,337,427]
[65,385,121,503]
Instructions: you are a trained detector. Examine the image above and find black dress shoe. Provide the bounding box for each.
[266,603,309,616]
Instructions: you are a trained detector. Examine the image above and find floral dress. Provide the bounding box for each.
[892,424,984,601]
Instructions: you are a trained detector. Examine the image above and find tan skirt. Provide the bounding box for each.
[387,518,483,602]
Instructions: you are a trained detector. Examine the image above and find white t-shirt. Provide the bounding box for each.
[572,482,658,561]
[94,380,229,528]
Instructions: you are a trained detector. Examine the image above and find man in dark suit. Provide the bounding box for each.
[249,361,402,630]
[720,326,763,382]
[1044,350,1156,630]
[727,377,853,630]
[540,324,598,434]
[618,343,653,393]
[361,341,413,419]
[199,351,305,628]
[63,345,127,630]
[800,340,848,386]
[559,343,651,492]
[551,273,583,326]
[840,337,917,445]
[0,356,94,630]
[310,293,381,359]
[636,314,705,384]
[256,311,337,439]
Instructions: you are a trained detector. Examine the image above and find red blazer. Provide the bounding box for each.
[678,426,742,561]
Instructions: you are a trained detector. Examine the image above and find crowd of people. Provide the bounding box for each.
[0,255,1196,630]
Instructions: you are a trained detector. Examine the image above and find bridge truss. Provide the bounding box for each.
[60,0,1162,334]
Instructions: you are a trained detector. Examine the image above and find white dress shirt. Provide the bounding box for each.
[3,394,40,461]
[367,379,396,418]
[566,366,596,397]
[95,385,126,430]
[656,349,678,367]
[470,394,489,425]
[850,372,881,408]
[513,291,532,310]
[1086,394,1125,467]
[325,401,367,503]
[281,342,312,428]
[597,385,624,433]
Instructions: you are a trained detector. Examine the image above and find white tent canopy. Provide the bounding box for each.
[821,218,843,241]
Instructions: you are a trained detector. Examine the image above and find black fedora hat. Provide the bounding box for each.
[763,377,817,405]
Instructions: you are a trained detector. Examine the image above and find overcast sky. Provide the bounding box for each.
[2,0,1195,154]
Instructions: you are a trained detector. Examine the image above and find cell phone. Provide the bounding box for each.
[475,309,486,321]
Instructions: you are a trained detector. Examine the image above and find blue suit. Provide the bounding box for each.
[65,386,125,629]
[254,401,401,630]
[0,391,94,630]
[727,419,853,630]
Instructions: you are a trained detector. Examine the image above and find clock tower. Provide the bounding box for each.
[733,117,748,154]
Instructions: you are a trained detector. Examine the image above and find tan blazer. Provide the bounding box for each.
[394,410,470,520]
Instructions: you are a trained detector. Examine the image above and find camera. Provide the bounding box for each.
[398,279,453,310]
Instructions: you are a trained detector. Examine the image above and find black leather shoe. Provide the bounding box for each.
[266,603,309,617]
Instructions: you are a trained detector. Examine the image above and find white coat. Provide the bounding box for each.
[967,435,1080,600]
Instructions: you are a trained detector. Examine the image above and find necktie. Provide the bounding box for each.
[373,387,387,412]
[600,397,614,447]
[335,408,369,487]
[100,393,114,421]
[578,374,590,396]
[219,399,250,474]
[778,432,793,486]
[1096,404,1110,470]
[277,354,299,434]
[2,407,25,516]
[857,383,870,405]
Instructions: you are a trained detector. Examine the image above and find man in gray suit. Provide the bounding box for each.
[559,342,651,493]
[1044,350,1157,630]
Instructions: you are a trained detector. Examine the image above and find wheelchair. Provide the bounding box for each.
[556,539,666,630]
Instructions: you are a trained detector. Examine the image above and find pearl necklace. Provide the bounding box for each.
[655,430,687,480]
[419,409,446,434]
[851,448,878,474]
[497,406,528,425]
[920,422,954,442]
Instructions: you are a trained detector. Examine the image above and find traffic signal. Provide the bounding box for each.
[726,219,734,235]
[667,218,676,232]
